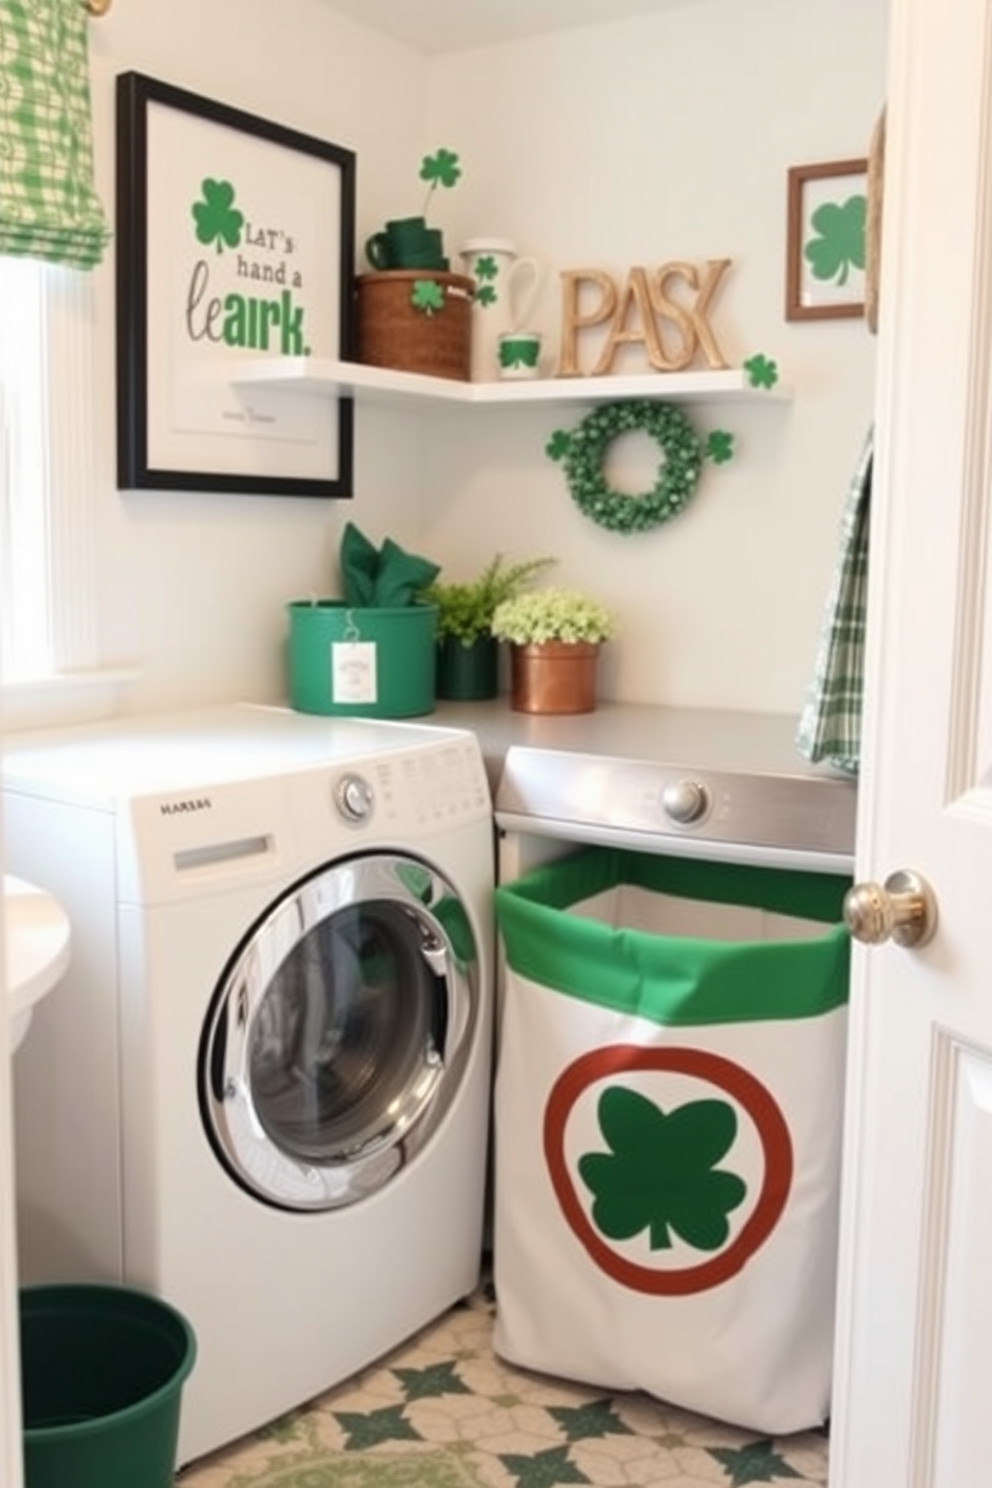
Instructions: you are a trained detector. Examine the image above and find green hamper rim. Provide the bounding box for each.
[494,846,852,1027]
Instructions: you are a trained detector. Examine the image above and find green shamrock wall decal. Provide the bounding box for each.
[191,178,244,254]
[706,429,734,463]
[410,279,446,315]
[578,1086,747,1252]
[804,192,866,287]
[742,353,778,390]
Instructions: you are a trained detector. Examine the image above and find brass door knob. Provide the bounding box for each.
[843,869,938,948]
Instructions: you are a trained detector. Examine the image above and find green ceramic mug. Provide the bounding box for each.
[365,217,446,270]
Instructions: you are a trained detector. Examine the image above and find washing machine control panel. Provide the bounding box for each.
[310,737,491,845]
[334,772,374,824]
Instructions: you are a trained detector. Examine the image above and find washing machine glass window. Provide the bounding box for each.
[200,852,479,1211]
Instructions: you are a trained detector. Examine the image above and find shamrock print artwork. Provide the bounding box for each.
[804,187,866,289]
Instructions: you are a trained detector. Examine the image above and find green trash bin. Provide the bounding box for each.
[20,1283,196,1488]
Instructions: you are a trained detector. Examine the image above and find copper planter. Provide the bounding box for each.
[509,641,600,715]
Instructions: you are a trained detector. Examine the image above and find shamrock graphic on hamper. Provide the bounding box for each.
[578,1086,747,1252]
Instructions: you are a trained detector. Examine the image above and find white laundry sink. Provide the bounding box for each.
[4,875,71,1052]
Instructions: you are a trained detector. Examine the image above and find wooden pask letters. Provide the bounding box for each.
[558,259,732,376]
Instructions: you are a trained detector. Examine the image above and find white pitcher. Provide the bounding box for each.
[458,238,544,382]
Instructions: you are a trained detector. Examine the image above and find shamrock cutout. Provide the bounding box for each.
[546,429,572,461]
[804,192,866,286]
[419,147,462,216]
[410,279,446,315]
[192,178,244,254]
[706,429,734,463]
[743,354,778,390]
[578,1086,747,1252]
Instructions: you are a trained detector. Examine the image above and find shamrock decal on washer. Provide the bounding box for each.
[543,1044,794,1295]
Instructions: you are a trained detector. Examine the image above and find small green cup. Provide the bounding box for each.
[365,217,446,270]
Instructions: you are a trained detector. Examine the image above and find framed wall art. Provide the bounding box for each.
[785,157,868,323]
[116,71,356,496]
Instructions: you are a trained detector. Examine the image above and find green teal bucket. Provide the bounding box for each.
[20,1283,196,1488]
[287,600,437,717]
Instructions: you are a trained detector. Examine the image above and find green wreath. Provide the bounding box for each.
[544,359,779,535]
[548,400,722,535]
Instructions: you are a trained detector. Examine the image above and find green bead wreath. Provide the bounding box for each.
[548,400,705,536]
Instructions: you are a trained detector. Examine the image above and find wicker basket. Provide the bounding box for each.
[356,270,473,381]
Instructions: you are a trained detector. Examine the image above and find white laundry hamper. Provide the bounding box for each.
[492,846,851,1435]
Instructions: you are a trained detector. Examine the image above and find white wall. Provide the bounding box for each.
[85,0,433,714]
[83,0,885,718]
[419,0,888,711]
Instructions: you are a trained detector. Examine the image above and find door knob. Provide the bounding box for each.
[843,869,938,948]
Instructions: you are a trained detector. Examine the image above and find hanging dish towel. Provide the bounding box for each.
[796,427,873,775]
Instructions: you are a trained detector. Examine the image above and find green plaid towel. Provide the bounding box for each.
[796,428,872,775]
[0,0,110,268]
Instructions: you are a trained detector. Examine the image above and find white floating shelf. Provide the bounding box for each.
[227,357,792,410]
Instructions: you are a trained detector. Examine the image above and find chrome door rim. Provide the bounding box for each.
[200,853,478,1211]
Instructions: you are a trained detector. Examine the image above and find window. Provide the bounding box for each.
[0,256,117,726]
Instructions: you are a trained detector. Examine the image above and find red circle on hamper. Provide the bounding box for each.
[543,1043,794,1295]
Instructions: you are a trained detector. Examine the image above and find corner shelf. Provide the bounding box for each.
[227,357,792,410]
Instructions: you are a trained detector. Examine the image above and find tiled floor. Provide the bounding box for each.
[175,1272,829,1488]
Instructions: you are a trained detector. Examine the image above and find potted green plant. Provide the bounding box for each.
[490,585,619,714]
[422,553,556,701]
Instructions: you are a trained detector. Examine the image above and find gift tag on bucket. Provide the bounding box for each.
[332,611,377,704]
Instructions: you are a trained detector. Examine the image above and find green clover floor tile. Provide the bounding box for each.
[394,1360,472,1401]
[175,1273,829,1488]
[547,1399,634,1443]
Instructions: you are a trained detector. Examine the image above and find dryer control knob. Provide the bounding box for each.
[335,773,374,823]
[661,778,708,825]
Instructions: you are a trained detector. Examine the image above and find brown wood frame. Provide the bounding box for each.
[785,158,868,322]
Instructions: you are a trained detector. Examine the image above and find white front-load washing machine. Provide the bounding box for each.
[2,703,495,1466]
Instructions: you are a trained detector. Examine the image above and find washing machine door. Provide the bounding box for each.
[200,852,480,1211]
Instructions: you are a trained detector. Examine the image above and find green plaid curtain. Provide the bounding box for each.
[0,0,109,268]
[795,427,873,776]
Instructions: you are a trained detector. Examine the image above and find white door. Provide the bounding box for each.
[830,0,992,1484]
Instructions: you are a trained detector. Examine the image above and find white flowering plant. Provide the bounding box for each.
[491,586,619,646]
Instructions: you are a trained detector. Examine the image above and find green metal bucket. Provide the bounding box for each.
[20,1284,196,1488]
[287,599,437,717]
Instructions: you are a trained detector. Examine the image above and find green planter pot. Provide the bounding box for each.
[436,635,499,701]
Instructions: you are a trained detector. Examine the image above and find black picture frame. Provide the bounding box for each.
[116,71,356,497]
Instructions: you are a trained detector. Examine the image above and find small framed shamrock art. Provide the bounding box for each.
[116,72,356,496]
[785,157,868,322]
